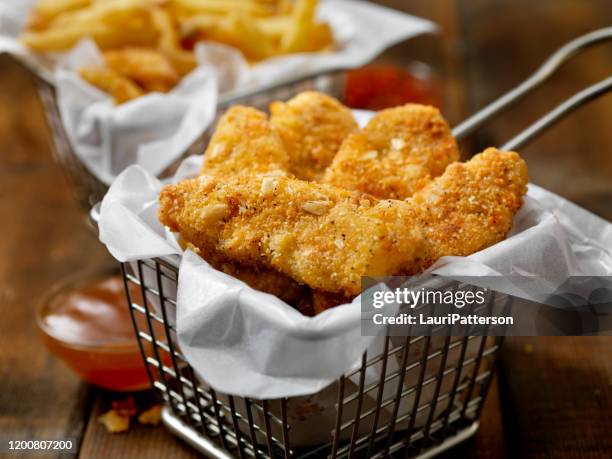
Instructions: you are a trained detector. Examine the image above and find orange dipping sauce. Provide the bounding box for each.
[37,272,152,392]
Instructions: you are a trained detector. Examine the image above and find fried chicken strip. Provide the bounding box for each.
[159,175,422,296]
[201,106,291,177]
[270,91,358,181]
[408,148,528,271]
[196,105,307,302]
[307,148,528,309]
[323,104,459,199]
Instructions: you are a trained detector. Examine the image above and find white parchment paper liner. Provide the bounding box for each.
[0,0,436,185]
[98,150,612,399]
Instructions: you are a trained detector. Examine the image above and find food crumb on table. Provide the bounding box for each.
[98,409,130,433]
[138,405,162,426]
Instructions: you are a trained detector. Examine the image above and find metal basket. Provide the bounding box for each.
[104,28,612,458]
[36,70,344,210]
[117,256,502,459]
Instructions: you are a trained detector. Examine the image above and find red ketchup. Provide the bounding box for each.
[343,63,442,111]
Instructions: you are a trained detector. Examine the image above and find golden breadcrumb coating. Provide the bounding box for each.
[159,175,422,296]
[270,91,358,181]
[303,149,528,308]
[201,106,290,176]
[198,106,305,303]
[183,241,307,306]
[323,104,459,199]
[409,148,528,271]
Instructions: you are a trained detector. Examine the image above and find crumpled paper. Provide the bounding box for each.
[98,141,612,398]
[0,0,436,185]
[56,40,220,186]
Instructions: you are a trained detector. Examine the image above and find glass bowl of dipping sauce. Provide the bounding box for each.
[36,267,153,392]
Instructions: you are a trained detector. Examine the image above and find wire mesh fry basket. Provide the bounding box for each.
[51,26,612,458]
[112,256,503,459]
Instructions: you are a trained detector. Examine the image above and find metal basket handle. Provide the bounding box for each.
[452,27,612,141]
[501,76,612,150]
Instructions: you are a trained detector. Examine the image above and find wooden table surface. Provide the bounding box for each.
[1,1,611,458]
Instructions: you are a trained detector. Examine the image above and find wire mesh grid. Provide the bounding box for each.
[120,257,503,459]
[35,70,344,210]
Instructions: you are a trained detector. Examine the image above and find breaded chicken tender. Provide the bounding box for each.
[201,106,290,176]
[159,175,422,296]
[270,91,358,181]
[303,149,528,308]
[196,106,304,302]
[409,148,528,271]
[324,104,459,199]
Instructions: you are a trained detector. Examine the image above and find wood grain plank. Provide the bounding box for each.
[0,56,111,458]
[501,337,612,458]
[77,392,200,459]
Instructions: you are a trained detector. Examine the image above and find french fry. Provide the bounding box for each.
[178,13,219,37]
[164,48,197,76]
[150,6,178,51]
[79,66,144,103]
[150,6,197,75]
[275,0,294,15]
[140,80,173,93]
[22,0,334,100]
[184,12,276,61]
[49,0,160,28]
[280,0,315,53]
[173,0,274,17]
[257,15,291,35]
[21,24,104,51]
[21,15,157,51]
[104,48,179,89]
[223,13,276,61]
[27,0,92,30]
[303,22,333,52]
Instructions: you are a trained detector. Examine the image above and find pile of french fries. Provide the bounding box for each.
[21,0,333,103]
